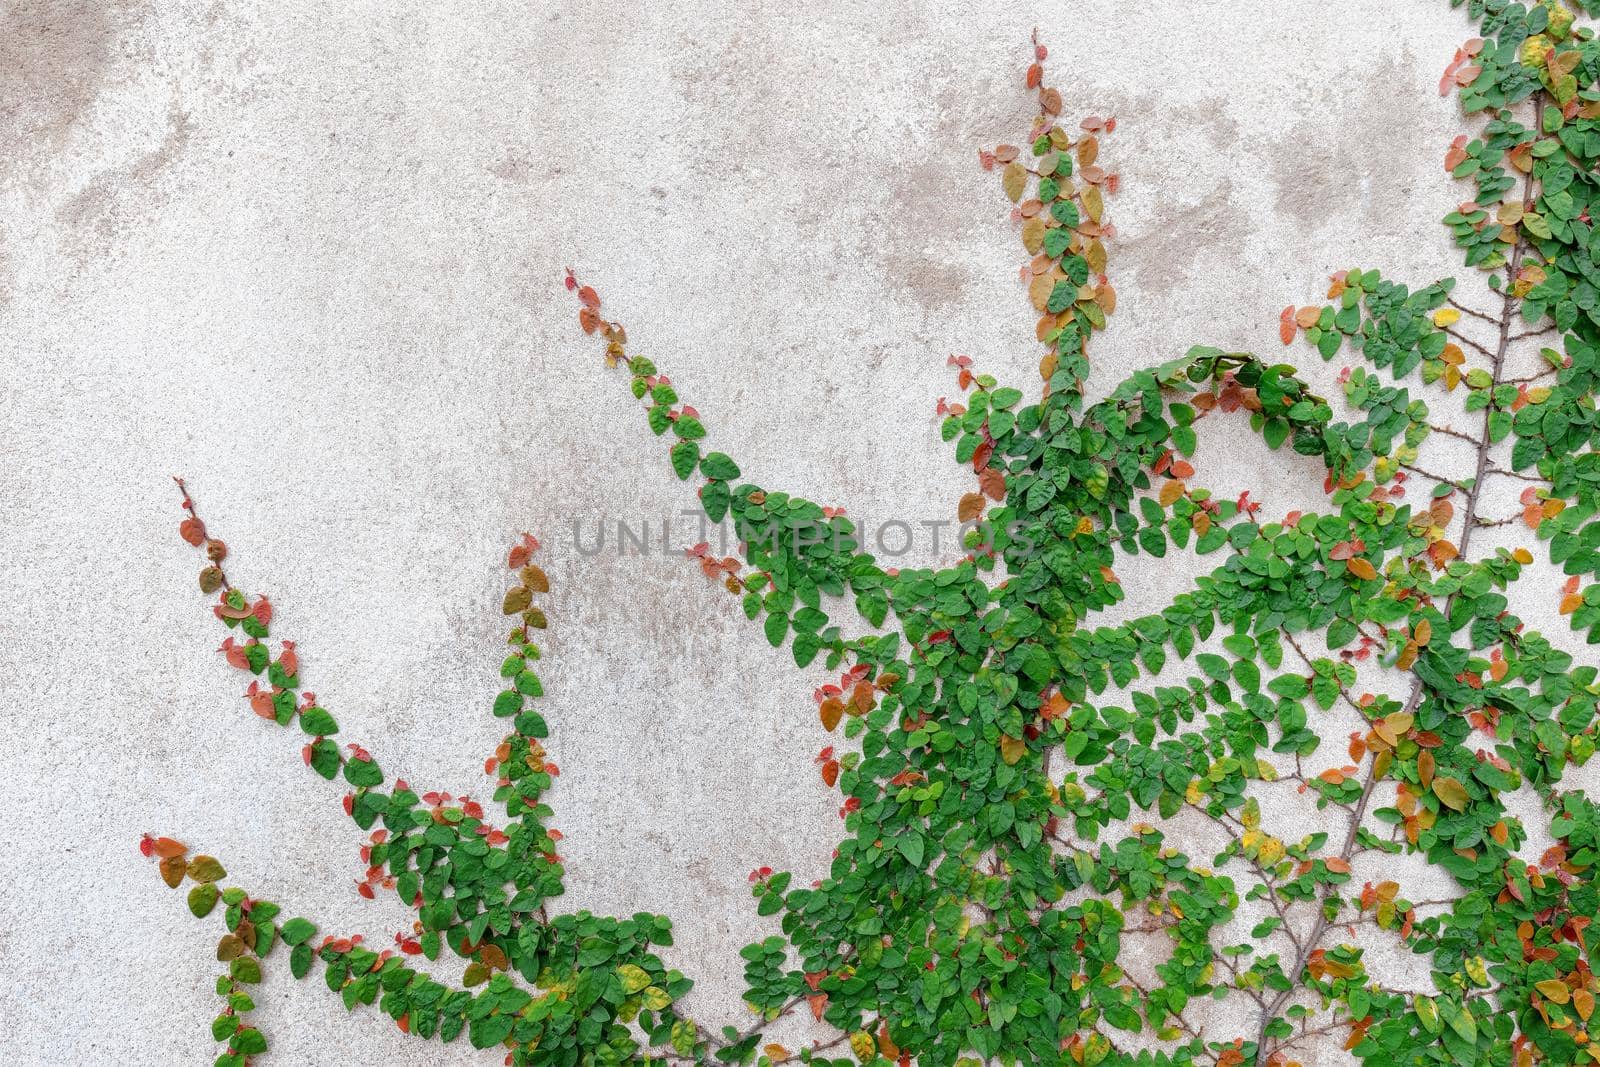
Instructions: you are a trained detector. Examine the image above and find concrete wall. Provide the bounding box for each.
[0,1,1563,1063]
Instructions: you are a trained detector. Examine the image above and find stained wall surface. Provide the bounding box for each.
[0,2,1574,1064]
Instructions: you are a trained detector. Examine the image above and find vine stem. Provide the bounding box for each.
[1251,96,1537,1065]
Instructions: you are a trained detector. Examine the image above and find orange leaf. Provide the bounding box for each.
[819,698,844,732]
[151,836,188,859]
[1042,692,1071,720]
[159,855,188,888]
[1346,558,1377,581]
[978,467,1007,501]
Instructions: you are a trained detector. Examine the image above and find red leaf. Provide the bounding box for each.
[508,532,541,569]
[179,517,206,546]
[248,686,277,720]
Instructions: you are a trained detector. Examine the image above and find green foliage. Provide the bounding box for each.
[146,3,1600,1064]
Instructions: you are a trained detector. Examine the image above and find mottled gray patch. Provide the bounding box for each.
[1118,177,1240,289]
[0,1,139,167]
[1096,90,1247,289]
[863,82,987,313]
[1271,52,1428,234]
[56,100,192,259]
[489,150,534,184]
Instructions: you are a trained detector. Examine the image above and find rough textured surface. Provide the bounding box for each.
[1,1,1585,1064]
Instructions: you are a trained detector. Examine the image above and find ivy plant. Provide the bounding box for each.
[148,2,1600,1064]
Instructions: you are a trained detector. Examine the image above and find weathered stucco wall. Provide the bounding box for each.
[2,2,1583,1064]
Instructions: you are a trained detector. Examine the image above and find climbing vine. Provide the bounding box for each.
[148,2,1600,1064]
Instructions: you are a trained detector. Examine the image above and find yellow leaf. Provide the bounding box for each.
[999,734,1026,765]
[1383,711,1415,740]
[1432,307,1461,327]
[1433,776,1469,812]
[1028,273,1056,312]
[1536,979,1572,1005]
[1083,185,1104,223]
[1002,162,1027,203]
[617,963,651,994]
[1021,217,1046,254]
[764,1045,792,1063]
[1466,956,1489,986]
[1085,239,1107,274]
